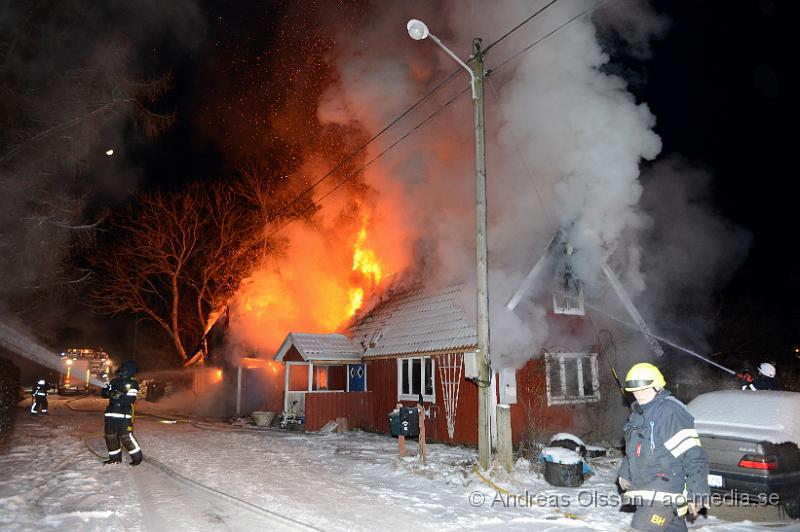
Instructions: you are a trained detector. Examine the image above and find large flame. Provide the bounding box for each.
[346,218,383,316]
[230,194,410,355]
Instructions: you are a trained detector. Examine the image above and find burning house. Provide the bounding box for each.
[268,282,623,446]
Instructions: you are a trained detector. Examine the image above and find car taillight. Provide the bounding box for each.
[738,454,777,470]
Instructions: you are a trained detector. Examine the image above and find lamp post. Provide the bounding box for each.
[407,19,492,469]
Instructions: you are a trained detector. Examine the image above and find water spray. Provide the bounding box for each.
[585,304,737,376]
[0,321,106,386]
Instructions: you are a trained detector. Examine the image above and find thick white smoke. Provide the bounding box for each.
[315,1,744,370]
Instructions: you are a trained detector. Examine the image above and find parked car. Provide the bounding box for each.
[687,390,800,518]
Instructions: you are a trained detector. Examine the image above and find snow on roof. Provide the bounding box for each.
[349,283,477,358]
[274,333,362,362]
[687,390,800,445]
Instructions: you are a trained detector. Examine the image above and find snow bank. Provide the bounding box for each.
[687,390,800,444]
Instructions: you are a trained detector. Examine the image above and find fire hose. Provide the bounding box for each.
[471,465,582,521]
[585,303,738,376]
[78,429,321,531]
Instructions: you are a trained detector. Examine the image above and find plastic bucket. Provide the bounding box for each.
[252,411,275,427]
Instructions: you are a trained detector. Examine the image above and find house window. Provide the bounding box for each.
[397,357,435,402]
[544,352,600,405]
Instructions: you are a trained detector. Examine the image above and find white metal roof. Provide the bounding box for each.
[349,283,477,358]
[274,333,362,363]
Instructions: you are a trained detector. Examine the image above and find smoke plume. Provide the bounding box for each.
[227,1,748,372]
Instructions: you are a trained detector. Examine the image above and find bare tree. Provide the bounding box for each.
[91,182,263,365]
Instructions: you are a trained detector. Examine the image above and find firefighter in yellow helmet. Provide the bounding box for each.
[618,363,709,531]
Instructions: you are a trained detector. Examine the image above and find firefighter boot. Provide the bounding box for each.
[129,451,143,466]
[103,456,122,465]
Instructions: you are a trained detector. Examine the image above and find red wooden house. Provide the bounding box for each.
[273,283,623,446]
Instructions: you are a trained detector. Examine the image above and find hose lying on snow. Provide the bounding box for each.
[79,432,321,531]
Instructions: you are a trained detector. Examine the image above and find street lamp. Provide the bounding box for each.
[406,20,477,100]
[407,19,491,469]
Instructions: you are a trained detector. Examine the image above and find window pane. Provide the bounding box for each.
[412,359,421,395]
[581,356,594,395]
[424,357,433,396]
[564,358,578,397]
[402,359,409,394]
[547,356,561,397]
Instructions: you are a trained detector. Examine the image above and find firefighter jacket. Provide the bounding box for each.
[33,383,48,397]
[102,376,139,420]
[618,389,709,509]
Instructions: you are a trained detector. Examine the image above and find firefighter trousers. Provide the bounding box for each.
[31,396,47,415]
[630,503,688,532]
[104,416,142,462]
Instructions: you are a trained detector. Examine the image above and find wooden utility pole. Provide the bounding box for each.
[472,37,492,471]
[496,404,512,472]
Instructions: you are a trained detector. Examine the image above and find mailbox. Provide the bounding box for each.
[388,407,420,437]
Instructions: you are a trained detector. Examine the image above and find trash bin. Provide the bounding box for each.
[252,411,275,427]
[541,447,584,487]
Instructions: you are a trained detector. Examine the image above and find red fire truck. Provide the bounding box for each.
[58,348,112,394]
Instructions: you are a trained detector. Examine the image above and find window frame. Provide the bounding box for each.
[396,356,436,402]
[544,351,600,406]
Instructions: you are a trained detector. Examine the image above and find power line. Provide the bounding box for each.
[265,0,611,238]
[269,68,463,221]
[483,0,562,54]
[265,85,472,240]
[489,0,614,75]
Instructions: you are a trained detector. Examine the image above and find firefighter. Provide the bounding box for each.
[742,362,779,391]
[618,363,709,531]
[101,360,143,466]
[30,379,49,415]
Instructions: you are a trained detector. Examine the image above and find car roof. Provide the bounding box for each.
[687,390,800,444]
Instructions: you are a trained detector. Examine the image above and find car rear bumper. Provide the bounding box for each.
[709,468,800,502]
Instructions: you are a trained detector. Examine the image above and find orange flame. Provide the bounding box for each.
[346,217,383,316]
[229,162,414,356]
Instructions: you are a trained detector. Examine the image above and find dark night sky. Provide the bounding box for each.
[642,1,798,359]
[646,0,796,277]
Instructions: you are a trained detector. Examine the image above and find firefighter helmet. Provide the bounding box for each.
[758,362,776,378]
[117,359,138,378]
[37,379,45,385]
[624,362,666,391]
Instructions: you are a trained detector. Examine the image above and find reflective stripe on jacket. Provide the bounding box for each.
[102,376,139,417]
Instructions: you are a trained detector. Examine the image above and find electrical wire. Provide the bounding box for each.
[585,310,629,402]
[264,85,471,240]
[482,0,562,54]
[489,0,615,76]
[261,1,577,238]
[268,69,463,223]
[261,0,615,240]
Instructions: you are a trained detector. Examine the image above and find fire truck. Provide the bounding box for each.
[58,348,112,394]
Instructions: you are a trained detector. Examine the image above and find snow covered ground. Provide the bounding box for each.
[1,395,798,531]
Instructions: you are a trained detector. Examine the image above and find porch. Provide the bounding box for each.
[275,333,371,428]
